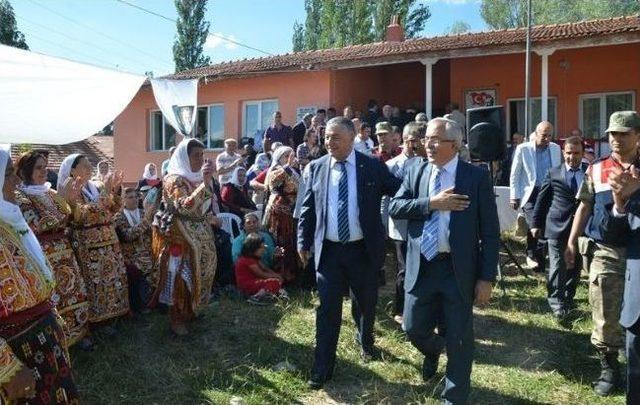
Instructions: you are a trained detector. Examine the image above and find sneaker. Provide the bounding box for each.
[277,289,290,300]
[393,315,403,325]
[247,289,275,306]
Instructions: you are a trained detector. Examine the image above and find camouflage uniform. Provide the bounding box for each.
[577,157,627,354]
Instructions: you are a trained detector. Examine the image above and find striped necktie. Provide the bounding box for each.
[421,169,442,260]
[337,161,350,243]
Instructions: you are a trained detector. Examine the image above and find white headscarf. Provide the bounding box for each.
[142,163,159,181]
[248,153,270,174]
[20,182,52,196]
[166,138,204,184]
[270,146,293,170]
[0,148,54,281]
[57,154,101,202]
[230,167,247,188]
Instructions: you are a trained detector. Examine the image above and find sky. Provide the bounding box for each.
[11,0,486,77]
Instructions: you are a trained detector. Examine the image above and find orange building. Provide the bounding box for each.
[114,16,640,183]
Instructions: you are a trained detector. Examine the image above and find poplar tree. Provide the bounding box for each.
[173,0,211,73]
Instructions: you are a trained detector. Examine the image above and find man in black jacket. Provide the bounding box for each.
[532,136,587,320]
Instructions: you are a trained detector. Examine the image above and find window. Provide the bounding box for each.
[149,104,225,150]
[507,97,557,139]
[580,92,635,139]
[243,99,279,140]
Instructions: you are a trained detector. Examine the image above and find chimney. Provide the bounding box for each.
[385,15,404,42]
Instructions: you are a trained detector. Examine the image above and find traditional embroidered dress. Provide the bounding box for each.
[0,151,79,405]
[264,160,300,282]
[58,155,129,324]
[113,208,158,293]
[152,139,217,322]
[15,187,90,346]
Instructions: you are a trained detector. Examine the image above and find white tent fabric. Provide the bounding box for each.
[0,44,146,144]
[150,78,198,137]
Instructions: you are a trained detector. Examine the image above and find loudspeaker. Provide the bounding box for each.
[466,105,505,161]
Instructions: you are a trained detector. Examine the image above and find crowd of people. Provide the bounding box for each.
[1,103,639,405]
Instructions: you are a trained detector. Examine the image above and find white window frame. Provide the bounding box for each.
[149,104,225,151]
[197,103,225,150]
[579,91,636,138]
[242,98,279,139]
[505,96,558,140]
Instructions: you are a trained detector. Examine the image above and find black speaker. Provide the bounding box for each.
[466,105,505,161]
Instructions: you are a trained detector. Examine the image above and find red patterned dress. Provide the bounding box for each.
[16,190,90,346]
[68,191,129,323]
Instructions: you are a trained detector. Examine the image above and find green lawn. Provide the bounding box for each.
[70,252,626,404]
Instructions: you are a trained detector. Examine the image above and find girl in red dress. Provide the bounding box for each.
[235,233,288,304]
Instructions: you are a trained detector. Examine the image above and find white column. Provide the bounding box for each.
[421,58,439,119]
[536,49,555,122]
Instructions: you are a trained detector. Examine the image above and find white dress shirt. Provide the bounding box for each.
[325,149,363,242]
[428,154,459,253]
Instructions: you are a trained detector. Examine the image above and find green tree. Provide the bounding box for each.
[0,0,28,50]
[292,21,305,52]
[293,0,430,51]
[446,20,471,35]
[303,0,322,50]
[173,0,211,73]
[480,0,640,29]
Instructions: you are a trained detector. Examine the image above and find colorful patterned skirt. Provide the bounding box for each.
[0,308,79,404]
[264,198,300,283]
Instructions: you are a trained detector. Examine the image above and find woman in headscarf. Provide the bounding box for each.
[263,146,301,283]
[247,152,270,183]
[220,167,257,218]
[152,138,217,336]
[137,163,162,191]
[0,149,79,404]
[91,160,111,185]
[14,151,93,350]
[57,154,129,333]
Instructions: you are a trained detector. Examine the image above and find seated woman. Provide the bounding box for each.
[232,212,280,268]
[296,128,321,168]
[14,151,92,349]
[235,233,287,304]
[0,149,79,404]
[220,167,257,218]
[137,162,162,190]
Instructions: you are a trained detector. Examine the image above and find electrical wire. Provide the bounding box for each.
[114,0,274,56]
[25,0,175,71]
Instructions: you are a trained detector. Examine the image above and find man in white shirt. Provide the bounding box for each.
[216,139,243,185]
[385,122,425,323]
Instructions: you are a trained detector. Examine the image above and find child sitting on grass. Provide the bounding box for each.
[235,232,288,305]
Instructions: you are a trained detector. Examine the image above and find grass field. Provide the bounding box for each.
[70,247,626,404]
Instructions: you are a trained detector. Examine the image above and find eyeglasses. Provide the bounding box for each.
[422,137,455,146]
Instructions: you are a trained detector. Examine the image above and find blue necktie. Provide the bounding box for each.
[337,161,350,243]
[421,169,442,260]
[569,169,578,195]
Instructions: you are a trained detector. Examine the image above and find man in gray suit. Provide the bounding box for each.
[389,117,500,404]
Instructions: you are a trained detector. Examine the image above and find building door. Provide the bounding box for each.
[507,97,557,141]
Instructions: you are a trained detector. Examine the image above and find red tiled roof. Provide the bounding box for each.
[167,15,640,80]
[11,135,114,173]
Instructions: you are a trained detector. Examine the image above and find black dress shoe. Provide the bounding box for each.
[361,347,382,363]
[422,353,440,381]
[308,373,331,390]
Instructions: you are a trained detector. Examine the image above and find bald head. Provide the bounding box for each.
[534,121,553,148]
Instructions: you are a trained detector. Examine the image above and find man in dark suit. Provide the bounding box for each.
[297,117,401,389]
[293,113,313,149]
[499,132,523,186]
[389,117,500,404]
[531,136,587,321]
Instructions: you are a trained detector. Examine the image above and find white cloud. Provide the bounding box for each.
[205,33,238,50]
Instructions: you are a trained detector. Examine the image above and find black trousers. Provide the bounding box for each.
[393,240,407,316]
[312,240,378,379]
[522,187,546,267]
[213,228,234,287]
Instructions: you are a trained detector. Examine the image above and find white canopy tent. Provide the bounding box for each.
[0,44,146,145]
